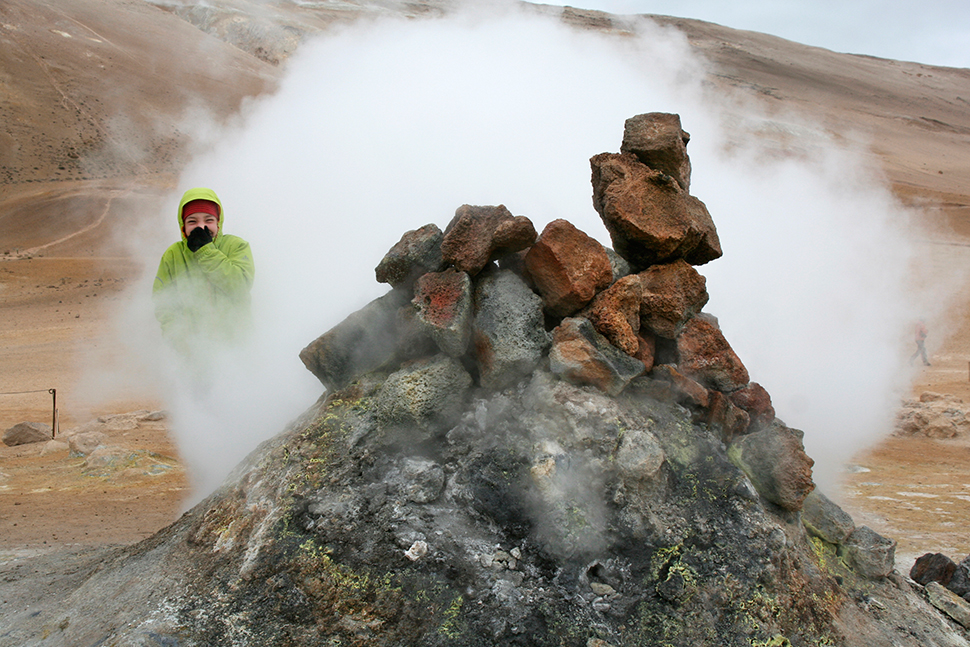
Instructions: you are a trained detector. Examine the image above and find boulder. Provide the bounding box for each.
[615,427,666,482]
[472,269,551,390]
[950,557,970,597]
[620,112,692,191]
[40,439,69,456]
[375,354,472,437]
[801,490,856,545]
[677,315,749,392]
[581,274,642,356]
[400,458,446,504]
[590,151,721,267]
[910,553,957,587]
[646,364,709,409]
[68,430,107,456]
[375,223,445,289]
[441,205,536,276]
[729,383,776,432]
[638,259,709,338]
[548,317,646,396]
[412,268,473,357]
[699,390,750,443]
[300,289,428,392]
[728,423,815,511]
[844,526,896,580]
[2,421,52,446]
[524,219,613,317]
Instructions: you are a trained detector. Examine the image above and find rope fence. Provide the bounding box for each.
[0,388,59,438]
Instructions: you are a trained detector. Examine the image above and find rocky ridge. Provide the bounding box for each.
[1,114,968,646]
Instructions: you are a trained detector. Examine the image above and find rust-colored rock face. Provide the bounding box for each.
[676,315,749,392]
[441,204,536,276]
[729,382,776,432]
[701,390,751,443]
[548,317,645,396]
[620,112,692,191]
[633,329,656,371]
[524,219,613,317]
[412,268,473,357]
[590,152,721,268]
[582,274,642,356]
[649,364,709,409]
[638,259,709,338]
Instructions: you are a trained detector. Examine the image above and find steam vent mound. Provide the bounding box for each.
[10,115,970,647]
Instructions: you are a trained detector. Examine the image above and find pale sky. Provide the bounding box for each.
[546,0,970,68]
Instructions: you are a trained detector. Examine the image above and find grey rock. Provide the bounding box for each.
[614,427,666,482]
[375,223,445,289]
[801,490,855,545]
[375,354,472,437]
[401,458,446,504]
[926,581,970,629]
[300,289,428,392]
[844,526,897,579]
[3,421,52,446]
[727,423,815,511]
[68,431,107,456]
[472,269,551,390]
[606,248,632,283]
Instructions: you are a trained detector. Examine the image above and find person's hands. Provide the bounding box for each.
[186,226,213,252]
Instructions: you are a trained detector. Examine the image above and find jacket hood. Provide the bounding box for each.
[177,187,224,240]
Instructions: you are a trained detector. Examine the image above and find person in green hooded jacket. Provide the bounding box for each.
[152,188,255,354]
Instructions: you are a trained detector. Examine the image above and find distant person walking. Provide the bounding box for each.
[152,188,255,356]
[910,319,930,366]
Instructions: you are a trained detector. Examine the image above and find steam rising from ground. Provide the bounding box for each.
[92,6,962,501]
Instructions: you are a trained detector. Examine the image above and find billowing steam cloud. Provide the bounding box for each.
[89,5,962,501]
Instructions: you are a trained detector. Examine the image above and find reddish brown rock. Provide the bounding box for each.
[581,274,642,356]
[492,217,538,257]
[729,382,776,432]
[634,329,656,371]
[677,315,749,393]
[441,204,536,276]
[620,112,692,191]
[590,152,721,267]
[911,553,957,588]
[375,223,445,289]
[548,317,645,396]
[728,423,816,512]
[648,364,709,409]
[412,268,473,357]
[524,219,613,317]
[638,259,709,338]
[700,390,751,443]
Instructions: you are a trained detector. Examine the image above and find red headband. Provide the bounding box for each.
[182,199,220,220]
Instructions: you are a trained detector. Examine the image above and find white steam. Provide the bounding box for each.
[89,6,960,501]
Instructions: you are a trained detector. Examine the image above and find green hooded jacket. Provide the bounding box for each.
[152,188,255,349]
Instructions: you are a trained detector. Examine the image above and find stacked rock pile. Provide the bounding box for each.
[300,112,814,511]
